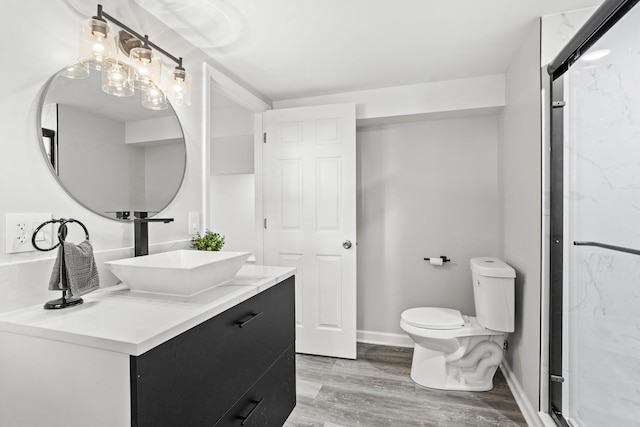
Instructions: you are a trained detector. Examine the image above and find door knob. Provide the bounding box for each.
[343,240,352,249]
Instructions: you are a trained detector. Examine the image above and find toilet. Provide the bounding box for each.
[400,257,515,391]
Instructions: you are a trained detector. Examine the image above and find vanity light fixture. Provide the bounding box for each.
[71,4,192,108]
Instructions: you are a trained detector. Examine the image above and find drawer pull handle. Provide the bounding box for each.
[240,397,264,425]
[237,312,263,328]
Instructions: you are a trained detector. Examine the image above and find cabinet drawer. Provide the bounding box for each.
[214,345,296,427]
[131,276,295,427]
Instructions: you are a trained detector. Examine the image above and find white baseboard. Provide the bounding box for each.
[500,360,544,427]
[357,329,414,348]
[538,412,560,427]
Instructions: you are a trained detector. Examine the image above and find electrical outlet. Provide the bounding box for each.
[16,223,27,244]
[188,211,200,235]
[5,213,52,254]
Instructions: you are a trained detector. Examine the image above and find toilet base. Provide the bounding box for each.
[409,338,503,392]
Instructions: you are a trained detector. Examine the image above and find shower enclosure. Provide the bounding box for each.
[548,0,640,425]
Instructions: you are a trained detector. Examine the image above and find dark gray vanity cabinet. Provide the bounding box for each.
[130,276,296,427]
[213,346,295,426]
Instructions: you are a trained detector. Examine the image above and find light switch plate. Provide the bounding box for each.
[188,211,200,235]
[5,213,52,254]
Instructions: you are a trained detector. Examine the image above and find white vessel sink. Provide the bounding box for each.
[104,250,251,296]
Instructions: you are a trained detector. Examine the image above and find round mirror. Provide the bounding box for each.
[38,68,186,221]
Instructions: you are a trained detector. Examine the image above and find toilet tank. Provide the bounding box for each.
[470,257,516,332]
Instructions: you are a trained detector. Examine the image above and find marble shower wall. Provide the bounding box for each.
[566,5,640,425]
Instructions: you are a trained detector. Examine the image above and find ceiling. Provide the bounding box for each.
[134,0,604,102]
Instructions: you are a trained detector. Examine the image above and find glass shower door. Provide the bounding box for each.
[563,5,640,425]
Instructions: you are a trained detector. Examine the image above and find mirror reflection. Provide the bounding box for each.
[39,69,186,221]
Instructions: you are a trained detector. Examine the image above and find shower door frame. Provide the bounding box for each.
[549,74,566,426]
[547,0,640,424]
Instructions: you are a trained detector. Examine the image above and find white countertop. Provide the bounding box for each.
[0,264,295,356]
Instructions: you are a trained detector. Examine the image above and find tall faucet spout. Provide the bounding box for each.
[133,211,174,257]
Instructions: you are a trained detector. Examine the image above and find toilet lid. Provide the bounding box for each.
[401,307,464,330]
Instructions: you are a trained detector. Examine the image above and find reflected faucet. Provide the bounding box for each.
[133,211,174,257]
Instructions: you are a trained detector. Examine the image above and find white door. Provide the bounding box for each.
[263,104,357,359]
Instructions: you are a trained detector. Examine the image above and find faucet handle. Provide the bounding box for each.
[133,211,172,223]
[134,217,174,223]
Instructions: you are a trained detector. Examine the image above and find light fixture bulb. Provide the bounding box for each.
[93,41,105,53]
[102,62,133,97]
[167,67,192,106]
[79,18,115,71]
[142,83,168,110]
[60,63,90,79]
[130,46,161,90]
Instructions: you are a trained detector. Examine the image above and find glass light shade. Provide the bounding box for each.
[130,46,161,89]
[101,62,134,97]
[142,84,168,110]
[78,18,116,71]
[166,68,192,106]
[60,63,90,79]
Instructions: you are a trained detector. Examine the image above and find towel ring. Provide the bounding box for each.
[32,218,90,252]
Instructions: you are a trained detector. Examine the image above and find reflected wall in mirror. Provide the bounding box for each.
[38,69,186,221]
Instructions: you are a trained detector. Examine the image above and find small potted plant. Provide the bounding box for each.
[191,230,225,251]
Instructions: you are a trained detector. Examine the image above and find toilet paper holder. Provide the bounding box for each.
[423,256,451,263]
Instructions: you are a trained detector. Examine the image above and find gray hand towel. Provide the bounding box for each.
[49,240,100,297]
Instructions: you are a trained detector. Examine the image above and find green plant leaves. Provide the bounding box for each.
[191,230,225,251]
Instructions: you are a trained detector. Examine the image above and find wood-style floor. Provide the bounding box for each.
[284,343,527,427]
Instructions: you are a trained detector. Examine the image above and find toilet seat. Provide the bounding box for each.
[400,310,504,340]
[401,307,464,330]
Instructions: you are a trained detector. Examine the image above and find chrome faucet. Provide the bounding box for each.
[133,211,174,257]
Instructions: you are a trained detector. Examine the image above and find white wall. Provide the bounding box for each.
[275,75,505,122]
[498,20,542,411]
[144,144,185,212]
[57,104,142,216]
[211,135,254,175]
[0,0,249,314]
[56,105,186,217]
[209,86,257,253]
[128,148,146,212]
[210,86,255,176]
[125,116,183,145]
[210,174,256,254]
[357,116,500,336]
